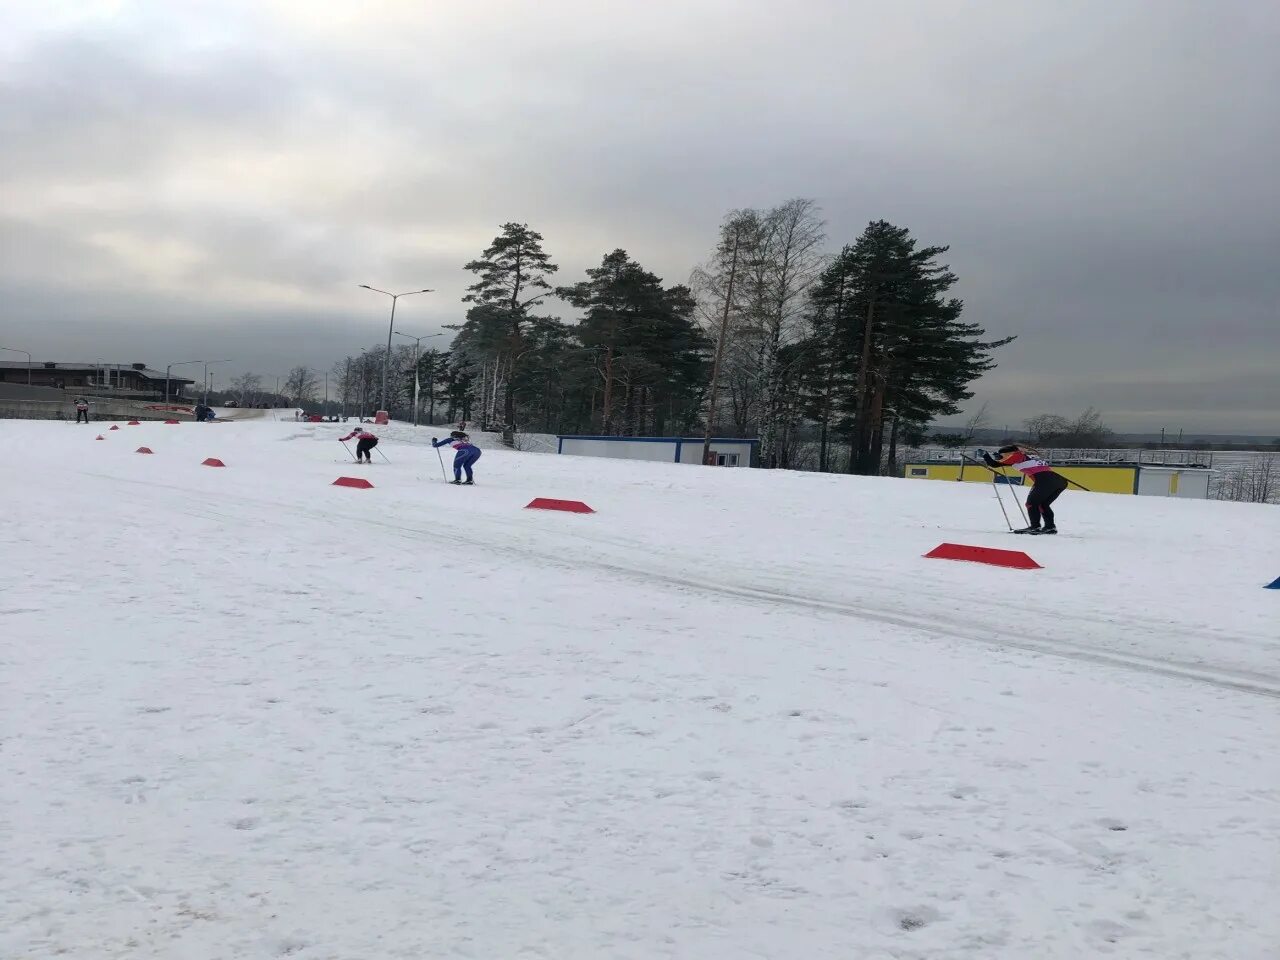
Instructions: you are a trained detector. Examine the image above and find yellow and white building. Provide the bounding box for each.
[903,458,1212,498]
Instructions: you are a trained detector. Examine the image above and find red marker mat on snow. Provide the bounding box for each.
[924,542,1041,570]
[109,425,120,430]
[202,458,226,467]
[164,419,181,424]
[136,447,154,454]
[332,477,373,489]
[525,497,595,514]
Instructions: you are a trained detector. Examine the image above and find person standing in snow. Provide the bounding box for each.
[433,431,481,485]
[980,445,1069,535]
[74,397,90,423]
[339,426,380,464]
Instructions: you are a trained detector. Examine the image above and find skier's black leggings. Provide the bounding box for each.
[1026,472,1068,528]
[76,410,89,423]
[357,438,377,460]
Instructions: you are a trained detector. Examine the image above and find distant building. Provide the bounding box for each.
[557,435,758,467]
[0,361,196,400]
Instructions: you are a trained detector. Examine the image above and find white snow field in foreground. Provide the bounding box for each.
[2,417,1278,960]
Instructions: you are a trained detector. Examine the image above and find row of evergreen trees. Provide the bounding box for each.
[334,205,1014,474]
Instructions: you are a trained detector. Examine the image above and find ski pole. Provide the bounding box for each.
[376,446,391,464]
[962,453,1029,526]
[339,440,356,462]
[991,476,1014,531]
[435,445,448,482]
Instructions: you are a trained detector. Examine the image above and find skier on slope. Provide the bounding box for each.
[339,426,380,464]
[74,397,90,423]
[980,444,1068,535]
[433,431,481,485]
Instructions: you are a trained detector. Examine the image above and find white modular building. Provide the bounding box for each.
[556,435,758,467]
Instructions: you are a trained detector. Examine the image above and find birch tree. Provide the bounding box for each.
[742,198,826,468]
[691,210,758,464]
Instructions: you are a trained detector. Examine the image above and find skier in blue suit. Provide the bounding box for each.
[433,432,481,485]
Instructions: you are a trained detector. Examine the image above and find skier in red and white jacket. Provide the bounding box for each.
[339,427,379,463]
[980,444,1068,535]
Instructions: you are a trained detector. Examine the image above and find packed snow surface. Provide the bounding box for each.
[2,416,1278,959]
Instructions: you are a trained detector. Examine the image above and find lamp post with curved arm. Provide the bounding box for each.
[165,359,202,403]
[202,359,232,406]
[394,330,445,427]
[359,285,433,415]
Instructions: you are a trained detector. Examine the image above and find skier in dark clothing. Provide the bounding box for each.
[433,432,481,485]
[74,398,90,423]
[339,427,379,463]
[980,445,1069,534]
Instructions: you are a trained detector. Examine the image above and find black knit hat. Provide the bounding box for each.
[997,444,1020,454]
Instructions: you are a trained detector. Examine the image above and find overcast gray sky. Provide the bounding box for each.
[2,0,1277,432]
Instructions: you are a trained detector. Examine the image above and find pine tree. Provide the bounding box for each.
[810,221,1013,474]
[461,223,559,445]
[558,249,706,436]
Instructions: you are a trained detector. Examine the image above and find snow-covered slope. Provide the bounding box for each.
[2,418,1277,959]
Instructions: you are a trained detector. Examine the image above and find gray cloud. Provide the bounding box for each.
[2,0,1277,432]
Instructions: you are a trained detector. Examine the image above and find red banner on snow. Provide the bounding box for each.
[525,497,595,514]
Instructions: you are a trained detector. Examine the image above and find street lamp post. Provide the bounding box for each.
[202,359,232,406]
[165,359,203,403]
[0,347,32,386]
[360,285,433,416]
[394,331,445,427]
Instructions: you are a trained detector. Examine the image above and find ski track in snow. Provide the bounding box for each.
[72,465,1280,700]
[2,418,1278,960]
